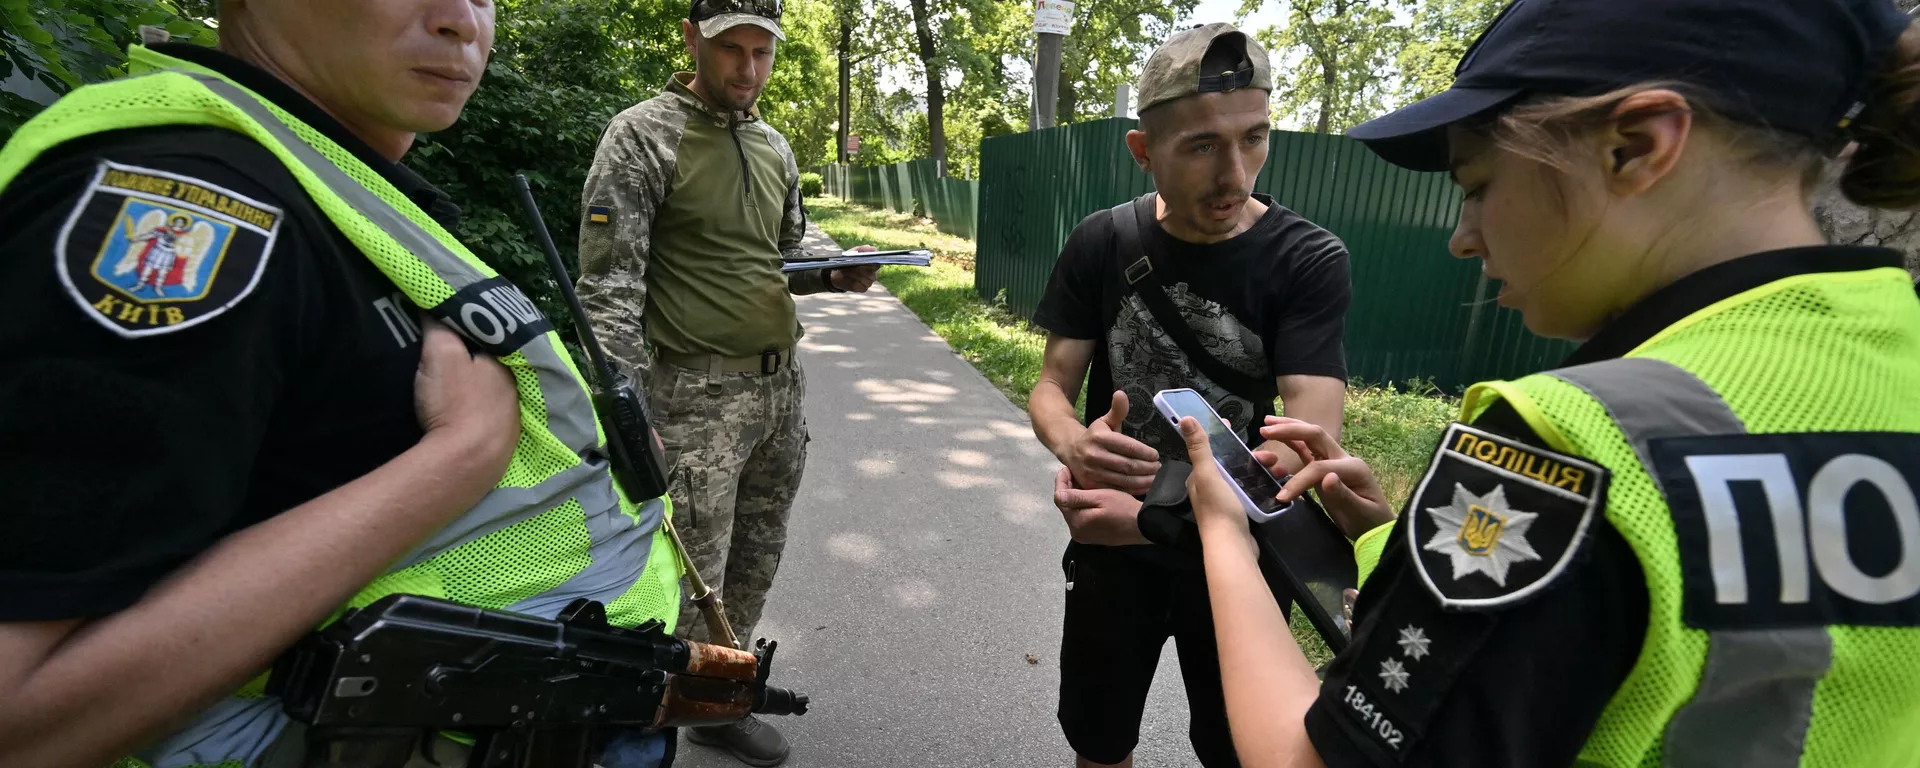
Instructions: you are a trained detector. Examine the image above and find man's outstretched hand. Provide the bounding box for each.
[1060,391,1161,495]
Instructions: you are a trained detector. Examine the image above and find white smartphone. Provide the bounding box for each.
[1152,387,1358,652]
[1152,388,1297,522]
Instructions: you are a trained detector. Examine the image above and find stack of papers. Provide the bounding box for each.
[781,249,934,273]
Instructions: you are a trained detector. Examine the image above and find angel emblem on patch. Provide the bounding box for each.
[109,207,227,299]
[58,161,282,338]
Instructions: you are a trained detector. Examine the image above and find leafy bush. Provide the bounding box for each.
[406,60,636,348]
[1,0,215,140]
[798,171,823,199]
[405,0,681,348]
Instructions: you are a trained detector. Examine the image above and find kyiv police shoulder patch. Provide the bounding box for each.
[1407,423,1609,610]
[56,161,282,338]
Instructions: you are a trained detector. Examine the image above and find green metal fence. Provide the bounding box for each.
[974,118,1575,393]
[822,160,979,240]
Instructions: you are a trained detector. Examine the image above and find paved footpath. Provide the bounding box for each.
[677,225,1203,768]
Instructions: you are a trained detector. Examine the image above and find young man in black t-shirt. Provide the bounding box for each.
[1026,23,1352,768]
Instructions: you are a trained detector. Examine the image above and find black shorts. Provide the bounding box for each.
[1056,541,1244,768]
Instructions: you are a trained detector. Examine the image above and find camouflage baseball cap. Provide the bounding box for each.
[690,0,785,41]
[1136,23,1273,114]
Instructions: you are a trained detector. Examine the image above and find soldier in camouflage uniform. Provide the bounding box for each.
[574,0,877,764]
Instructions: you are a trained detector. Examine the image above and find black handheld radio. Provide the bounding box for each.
[512,174,670,502]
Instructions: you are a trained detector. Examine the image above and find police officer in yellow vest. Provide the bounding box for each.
[0,1,682,767]
[1146,0,1920,765]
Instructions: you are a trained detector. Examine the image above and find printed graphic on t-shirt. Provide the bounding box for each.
[1109,281,1268,461]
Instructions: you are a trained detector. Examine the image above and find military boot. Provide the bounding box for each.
[687,715,790,767]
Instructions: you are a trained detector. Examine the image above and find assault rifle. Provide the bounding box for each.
[268,594,809,768]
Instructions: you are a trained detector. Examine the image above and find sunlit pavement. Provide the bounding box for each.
[675,225,1202,768]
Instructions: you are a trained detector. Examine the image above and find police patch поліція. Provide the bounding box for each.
[1407,423,1610,609]
[56,161,281,338]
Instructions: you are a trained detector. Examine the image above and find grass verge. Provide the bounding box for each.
[805,196,975,266]
[809,196,1460,666]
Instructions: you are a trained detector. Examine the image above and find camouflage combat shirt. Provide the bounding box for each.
[576,72,835,380]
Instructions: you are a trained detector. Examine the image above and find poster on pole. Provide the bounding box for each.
[1034,0,1074,36]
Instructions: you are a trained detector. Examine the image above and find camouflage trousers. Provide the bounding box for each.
[649,357,809,647]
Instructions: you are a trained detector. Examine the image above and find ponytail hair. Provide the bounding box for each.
[1842,23,1920,210]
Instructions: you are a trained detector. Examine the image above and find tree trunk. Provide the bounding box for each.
[1314,0,1349,134]
[908,0,947,176]
[1057,74,1078,128]
[838,16,852,165]
[1034,33,1062,129]
[1316,53,1336,134]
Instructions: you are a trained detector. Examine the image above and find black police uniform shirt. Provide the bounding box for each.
[1034,193,1351,457]
[0,44,454,622]
[1304,246,1908,767]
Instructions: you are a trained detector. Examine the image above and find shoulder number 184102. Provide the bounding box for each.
[1343,685,1406,748]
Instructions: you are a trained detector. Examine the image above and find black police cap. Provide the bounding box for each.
[1347,0,1915,172]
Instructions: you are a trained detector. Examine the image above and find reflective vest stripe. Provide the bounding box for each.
[500,464,654,621]
[1548,358,1832,768]
[167,73,669,594]
[185,74,601,455]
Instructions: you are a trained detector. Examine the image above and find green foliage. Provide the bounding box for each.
[1249,0,1404,134]
[756,0,840,169]
[499,0,685,96]
[1060,0,1200,122]
[799,171,824,198]
[0,0,214,139]
[1057,0,1201,125]
[826,0,1195,177]
[919,0,1032,176]
[831,0,1031,178]
[407,0,677,346]
[1241,0,1509,133]
[850,73,927,166]
[1394,0,1505,104]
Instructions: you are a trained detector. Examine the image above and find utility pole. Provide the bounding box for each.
[1034,34,1062,129]
[1032,0,1074,129]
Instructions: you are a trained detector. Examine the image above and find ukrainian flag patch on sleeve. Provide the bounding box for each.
[587,205,612,224]
[56,161,281,339]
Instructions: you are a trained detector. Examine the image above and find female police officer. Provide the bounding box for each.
[1170,0,1920,765]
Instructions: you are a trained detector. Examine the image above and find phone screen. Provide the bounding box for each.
[1153,388,1357,652]
[1154,389,1290,518]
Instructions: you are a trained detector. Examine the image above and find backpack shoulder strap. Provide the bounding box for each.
[1110,194,1276,406]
